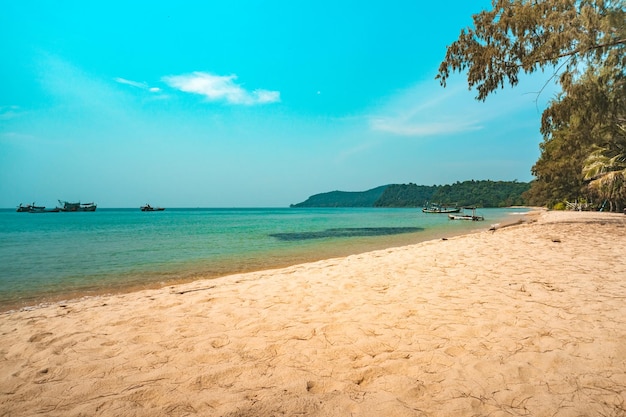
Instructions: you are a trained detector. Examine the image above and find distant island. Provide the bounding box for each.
[291,180,531,208]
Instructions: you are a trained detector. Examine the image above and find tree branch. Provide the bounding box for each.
[504,38,626,69]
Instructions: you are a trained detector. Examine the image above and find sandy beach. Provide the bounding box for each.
[1,210,625,416]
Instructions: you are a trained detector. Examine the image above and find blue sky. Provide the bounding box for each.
[1,1,557,208]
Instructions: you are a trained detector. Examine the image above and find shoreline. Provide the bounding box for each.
[0,209,525,313]
[2,210,625,416]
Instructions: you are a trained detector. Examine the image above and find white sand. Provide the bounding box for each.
[1,210,625,416]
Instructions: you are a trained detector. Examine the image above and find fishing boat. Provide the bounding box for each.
[16,203,43,212]
[29,207,61,213]
[422,203,460,213]
[448,207,484,221]
[140,204,165,212]
[58,201,97,212]
[16,203,61,213]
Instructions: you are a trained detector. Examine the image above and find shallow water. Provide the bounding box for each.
[0,207,527,309]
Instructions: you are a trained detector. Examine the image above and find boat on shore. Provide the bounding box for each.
[422,203,461,214]
[140,204,165,212]
[58,201,97,212]
[448,207,484,221]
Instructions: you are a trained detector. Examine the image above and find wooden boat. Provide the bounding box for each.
[422,203,461,214]
[16,203,60,213]
[140,204,165,212]
[448,207,484,221]
[58,201,97,212]
[28,207,61,213]
[16,203,43,212]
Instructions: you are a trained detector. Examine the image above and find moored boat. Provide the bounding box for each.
[140,204,165,212]
[422,203,461,214]
[16,203,43,212]
[29,207,61,213]
[16,203,61,213]
[448,207,484,221]
[58,201,97,212]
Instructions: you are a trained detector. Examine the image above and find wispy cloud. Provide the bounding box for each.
[0,131,36,141]
[36,53,157,124]
[114,77,162,93]
[0,105,24,120]
[162,72,280,105]
[369,73,556,138]
[368,82,484,137]
[39,54,125,111]
[370,118,482,136]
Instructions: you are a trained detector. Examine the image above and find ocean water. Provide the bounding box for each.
[0,207,527,310]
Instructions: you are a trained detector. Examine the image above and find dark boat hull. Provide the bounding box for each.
[422,207,461,213]
[140,205,165,211]
[58,201,97,212]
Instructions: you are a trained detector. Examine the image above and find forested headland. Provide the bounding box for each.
[291,180,530,208]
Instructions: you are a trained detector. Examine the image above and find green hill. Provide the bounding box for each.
[290,185,389,207]
[373,184,436,207]
[291,180,530,208]
[429,180,531,208]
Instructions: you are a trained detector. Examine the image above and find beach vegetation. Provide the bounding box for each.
[583,140,626,211]
[438,0,626,211]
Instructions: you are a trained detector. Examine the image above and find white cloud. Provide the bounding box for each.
[162,72,280,105]
[114,77,161,93]
[252,89,280,104]
[114,77,145,88]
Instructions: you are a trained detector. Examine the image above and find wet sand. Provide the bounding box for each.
[1,210,625,416]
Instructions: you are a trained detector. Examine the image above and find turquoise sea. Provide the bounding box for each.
[0,207,528,310]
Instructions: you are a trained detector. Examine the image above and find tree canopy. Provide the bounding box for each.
[437,0,625,101]
[438,0,625,211]
[374,181,529,208]
[291,181,530,208]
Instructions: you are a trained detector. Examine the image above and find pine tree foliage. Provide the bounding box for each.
[438,0,625,210]
[437,0,625,101]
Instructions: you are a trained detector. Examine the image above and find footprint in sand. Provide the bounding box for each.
[28,332,53,343]
[444,345,466,357]
[211,335,230,348]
